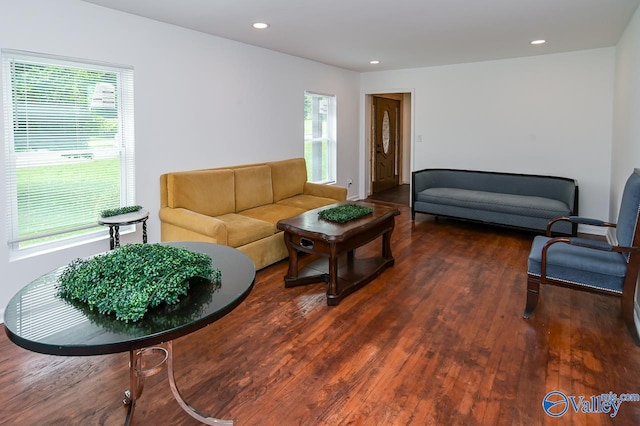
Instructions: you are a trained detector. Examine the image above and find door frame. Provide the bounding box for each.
[360,89,415,199]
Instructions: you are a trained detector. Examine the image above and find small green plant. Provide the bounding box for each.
[100,205,143,218]
[318,204,374,223]
[57,244,221,322]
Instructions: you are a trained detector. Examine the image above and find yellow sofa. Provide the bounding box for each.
[159,158,347,270]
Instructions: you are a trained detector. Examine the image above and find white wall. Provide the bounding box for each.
[361,49,616,225]
[0,0,360,316]
[611,5,640,334]
[611,6,640,219]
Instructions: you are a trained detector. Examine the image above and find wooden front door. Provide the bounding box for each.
[372,96,401,193]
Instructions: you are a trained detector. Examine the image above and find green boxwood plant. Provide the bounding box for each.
[318,204,374,223]
[57,244,221,322]
[100,205,143,218]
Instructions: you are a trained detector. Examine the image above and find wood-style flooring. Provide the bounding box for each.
[2,205,640,425]
[366,184,410,206]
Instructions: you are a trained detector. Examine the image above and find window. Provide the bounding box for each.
[2,50,135,257]
[304,91,336,184]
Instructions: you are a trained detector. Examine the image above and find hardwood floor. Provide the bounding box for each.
[366,184,410,206]
[2,205,640,425]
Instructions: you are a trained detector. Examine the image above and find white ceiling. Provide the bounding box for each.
[81,0,640,72]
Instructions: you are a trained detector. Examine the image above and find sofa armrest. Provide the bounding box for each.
[412,169,435,193]
[303,182,347,201]
[159,207,228,244]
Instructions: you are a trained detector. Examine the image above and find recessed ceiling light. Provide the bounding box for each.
[369,60,380,65]
[531,39,546,45]
[253,22,269,29]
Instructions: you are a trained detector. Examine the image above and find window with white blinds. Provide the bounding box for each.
[304,91,336,184]
[2,50,135,257]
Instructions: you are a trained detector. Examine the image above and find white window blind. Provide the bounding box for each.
[2,50,135,257]
[304,91,336,184]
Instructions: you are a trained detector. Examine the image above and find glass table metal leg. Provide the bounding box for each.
[166,341,233,425]
[123,347,168,425]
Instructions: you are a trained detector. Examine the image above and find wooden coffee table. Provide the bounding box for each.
[277,201,400,305]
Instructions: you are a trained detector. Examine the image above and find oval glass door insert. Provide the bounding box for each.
[382,110,390,154]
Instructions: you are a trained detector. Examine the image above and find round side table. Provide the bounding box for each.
[98,209,149,250]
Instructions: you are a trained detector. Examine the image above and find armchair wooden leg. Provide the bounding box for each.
[523,275,540,318]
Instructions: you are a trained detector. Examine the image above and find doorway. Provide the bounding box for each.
[369,93,410,198]
[372,95,400,192]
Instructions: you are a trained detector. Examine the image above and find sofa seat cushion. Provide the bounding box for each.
[239,204,306,225]
[416,188,570,219]
[215,213,275,248]
[277,194,339,211]
[527,236,627,293]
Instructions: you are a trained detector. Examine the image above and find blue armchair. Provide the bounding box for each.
[524,169,640,344]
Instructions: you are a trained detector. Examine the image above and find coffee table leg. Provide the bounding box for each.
[382,228,393,260]
[283,232,299,279]
[166,341,233,425]
[327,247,339,302]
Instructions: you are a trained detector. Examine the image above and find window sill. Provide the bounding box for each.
[9,226,135,262]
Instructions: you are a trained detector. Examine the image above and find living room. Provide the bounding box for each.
[2,0,640,424]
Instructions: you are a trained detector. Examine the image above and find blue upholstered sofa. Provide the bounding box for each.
[411,169,579,235]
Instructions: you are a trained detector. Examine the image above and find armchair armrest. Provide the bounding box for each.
[159,207,228,244]
[303,182,347,201]
[543,236,640,254]
[568,216,616,227]
[546,216,616,236]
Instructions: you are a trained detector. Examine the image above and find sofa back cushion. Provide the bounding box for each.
[167,169,235,216]
[234,165,274,212]
[269,158,307,202]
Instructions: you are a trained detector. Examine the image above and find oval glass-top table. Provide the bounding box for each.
[3,241,256,425]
